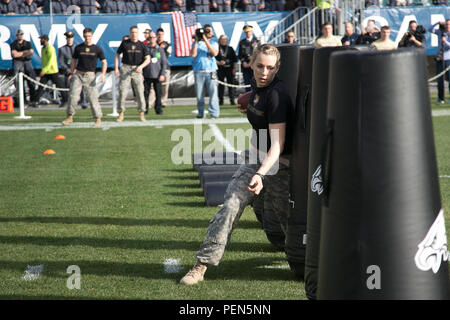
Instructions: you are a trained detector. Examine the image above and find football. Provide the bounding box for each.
[237,91,252,109]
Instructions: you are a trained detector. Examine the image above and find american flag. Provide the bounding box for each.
[172,11,198,57]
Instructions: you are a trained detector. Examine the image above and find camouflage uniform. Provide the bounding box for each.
[67,71,102,119]
[118,64,146,113]
[195,152,290,266]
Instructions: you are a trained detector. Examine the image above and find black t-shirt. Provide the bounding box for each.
[246,76,294,156]
[73,43,105,72]
[117,40,149,66]
[10,40,32,61]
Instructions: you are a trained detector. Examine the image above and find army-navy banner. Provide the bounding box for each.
[0,12,287,70]
[364,6,450,56]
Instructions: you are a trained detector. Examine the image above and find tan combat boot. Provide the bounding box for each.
[116,112,124,122]
[179,261,207,285]
[61,115,73,126]
[94,117,102,126]
[139,112,146,122]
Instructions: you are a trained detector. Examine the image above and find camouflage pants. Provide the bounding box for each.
[118,64,146,113]
[67,71,102,118]
[195,161,290,266]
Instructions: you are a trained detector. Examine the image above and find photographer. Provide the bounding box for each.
[215,34,237,106]
[190,24,220,119]
[238,25,260,91]
[399,21,426,48]
[429,20,450,104]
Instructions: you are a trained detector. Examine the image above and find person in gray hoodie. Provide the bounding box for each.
[143,31,168,115]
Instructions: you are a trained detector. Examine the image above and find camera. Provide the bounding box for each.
[193,28,211,41]
[407,25,426,42]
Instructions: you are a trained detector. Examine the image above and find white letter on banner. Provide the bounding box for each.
[0,25,12,60]
[20,24,42,56]
[137,23,152,42]
[49,24,67,49]
[263,20,279,44]
[430,14,446,48]
[212,22,225,39]
[73,24,107,44]
[395,15,417,44]
[230,21,246,50]
[160,23,171,43]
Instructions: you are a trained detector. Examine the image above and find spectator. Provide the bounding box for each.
[388,0,408,5]
[19,0,39,14]
[34,35,67,106]
[212,0,231,12]
[371,25,397,50]
[160,0,170,10]
[283,30,297,44]
[341,22,359,46]
[58,31,88,109]
[269,0,284,10]
[238,25,260,91]
[78,0,98,13]
[315,22,342,47]
[238,0,264,11]
[10,29,36,106]
[364,0,379,6]
[192,0,209,12]
[143,31,167,115]
[432,0,447,4]
[190,24,219,119]
[115,26,150,122]
[64,0,81,12]
[170,0,185,10]
[146,0,159,11]
[126,0,149,12]
[0,0,19,14]
[429,20,450,104]
[62,28,107,126]
[103,0,126,12]
[215,34,237,106]
[398,20,426,48]
[356,20,380,45]
[44,0,68,13]
[156,28,171,108]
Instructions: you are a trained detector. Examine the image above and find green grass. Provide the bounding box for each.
[0,101,448,300]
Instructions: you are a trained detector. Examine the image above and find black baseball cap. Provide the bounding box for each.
[64,31,74,38]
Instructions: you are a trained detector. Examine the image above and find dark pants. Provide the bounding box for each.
[144,77,162,114]
[242,67,253,92]
[218,67,235,104]
[436,59,450,101]
[13,60,36,104]
[34,73,68,104]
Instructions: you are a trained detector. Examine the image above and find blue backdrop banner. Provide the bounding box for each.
[0,12,287,70]
[364,5,450,55]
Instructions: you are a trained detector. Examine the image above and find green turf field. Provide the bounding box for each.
[0,100,448,300]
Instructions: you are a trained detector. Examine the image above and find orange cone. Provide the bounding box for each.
[43,149,56,155]
[55,135,66,140]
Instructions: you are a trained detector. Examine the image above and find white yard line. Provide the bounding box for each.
[432,109,450,117]
[0,117,249,131]
[0,109,448,132]
[208,123,238,153]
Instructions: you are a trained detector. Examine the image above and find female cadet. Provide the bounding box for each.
[180,44,294,285]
